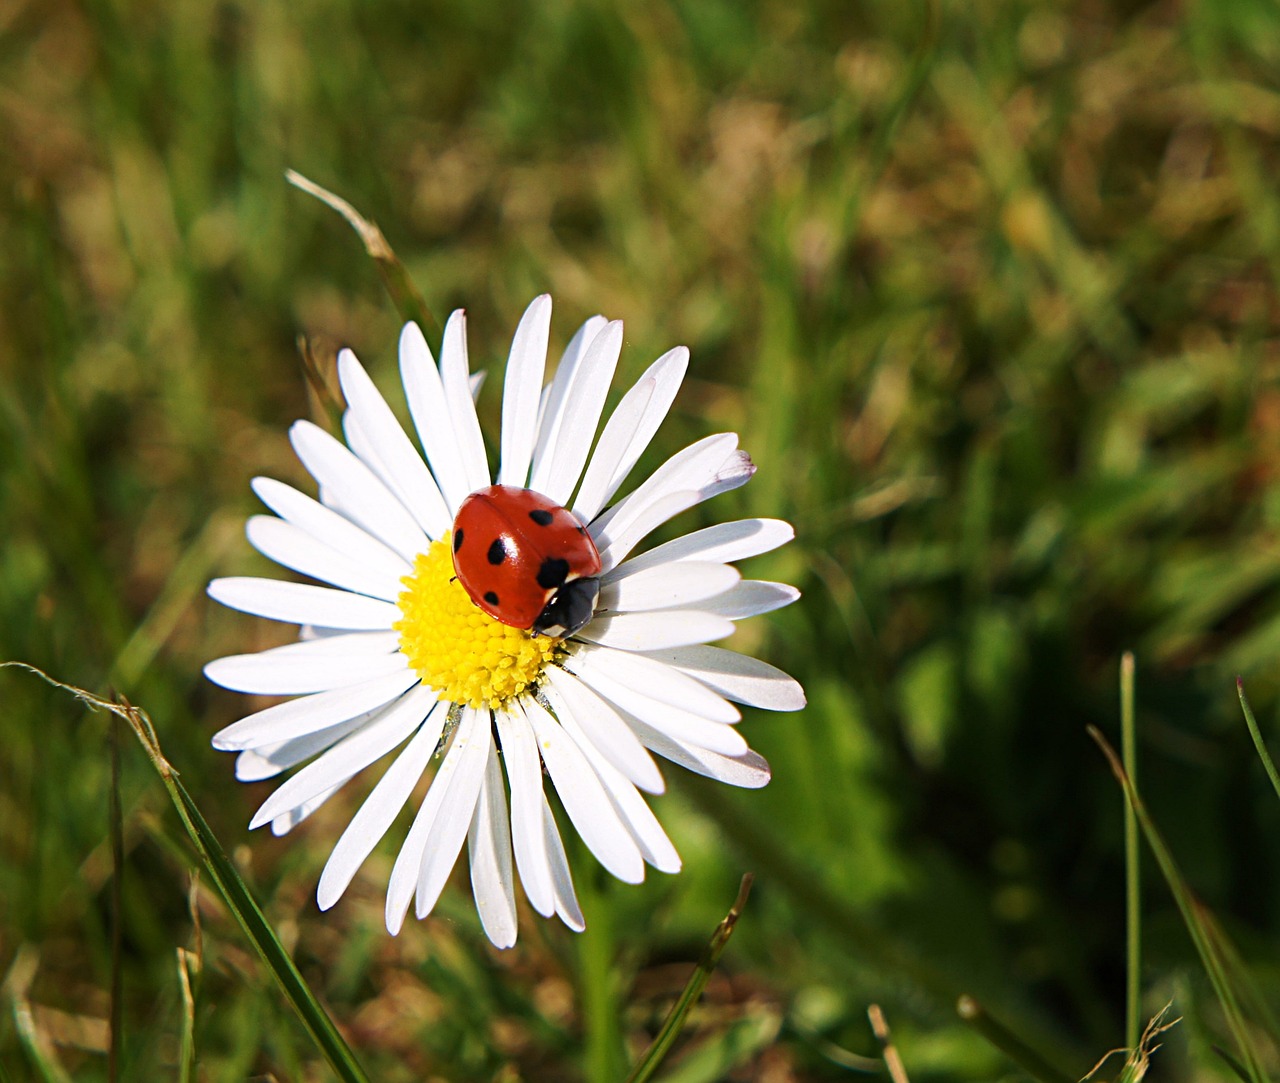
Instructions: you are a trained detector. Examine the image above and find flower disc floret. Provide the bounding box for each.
[394,535,561,709]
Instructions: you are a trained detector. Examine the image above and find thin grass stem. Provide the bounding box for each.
[176,949,197,1083]
[578,867,624,1083]
[624,875,753,1083]
[1120,652,1140,1053]
[108,714,124,1083]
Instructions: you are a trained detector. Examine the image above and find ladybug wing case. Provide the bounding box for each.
[452,486,601,633]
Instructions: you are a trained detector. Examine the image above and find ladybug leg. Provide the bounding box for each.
[533,577,600,638]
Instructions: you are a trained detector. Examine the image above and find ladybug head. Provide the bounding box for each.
[533,576,600,638]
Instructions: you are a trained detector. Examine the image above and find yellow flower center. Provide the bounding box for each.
[394,534,562,710]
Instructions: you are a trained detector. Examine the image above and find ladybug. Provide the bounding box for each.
[451,485,602,638]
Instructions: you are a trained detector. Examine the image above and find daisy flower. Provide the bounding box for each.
[204,295,804,948]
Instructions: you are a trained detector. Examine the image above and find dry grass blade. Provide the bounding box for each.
[868,1004,911,1083]
[1084,1003,1179,1083]
[285,169,440,337]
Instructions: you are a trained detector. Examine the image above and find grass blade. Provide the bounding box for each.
[285,170,439,337]
[1088,725,1271,1082]
[5,947,72,1083]
[1238,679,1280,804]
[956,996,1075,1083]
[2,663,371,1083]
[1213,1043,1254,1083]
[623,874,754,1083]
[683,778,1083,1072]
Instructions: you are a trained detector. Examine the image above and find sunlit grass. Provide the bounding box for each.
[5,0,1280,1078]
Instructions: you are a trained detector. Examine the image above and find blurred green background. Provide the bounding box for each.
[5,0,1280,1078]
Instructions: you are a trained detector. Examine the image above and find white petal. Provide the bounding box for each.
[598,561,739,614]
[439,310,491,493]
[211,669,419,751]
[498,295,552,487]
[207,577,401,630]
[642,645,806,711]
[529,315,607,494]
[605,519,794,582]
[249,686,436,829]
[593,449,756,572]
[569,663,748,757]
[575,610,735,651]
[543,685,679,873]
[205,647,408,696]
[246,516,405,601]
[563,735,680,874]
[523,699,644,883]
[317,703,447,910]
[385,707,487,934]
[235,710,378,782]
[542,796,585,931]
[289,420,430,562]
[593,434,740,539]
[342,410,452,542]
[572,376,654,524]
[337,349,452,539]
[566,643,740,723]
[628,715,772,789]
[573,347,688,521]
[398,322,473,515]
[415,708,493,919]
[250,478,412,578]
[529,320,623,505]
[495,710,555,917]
[692,580,800,620]
[270,783,342,835]
[468,752,518,949]
[541,665,663,792]
[250,630,402,658]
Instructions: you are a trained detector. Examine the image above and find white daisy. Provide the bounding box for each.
[204,295,805,948]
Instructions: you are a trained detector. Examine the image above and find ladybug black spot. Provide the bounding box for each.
[453,529,465,552]
[484,591,500,606]
[528,509,553,527]
[537,557,570,590]
[487,538,507,565]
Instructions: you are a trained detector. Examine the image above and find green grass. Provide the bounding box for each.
[5,0,1280,1078]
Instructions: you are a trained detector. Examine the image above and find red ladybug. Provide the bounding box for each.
[451,485,602,637]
